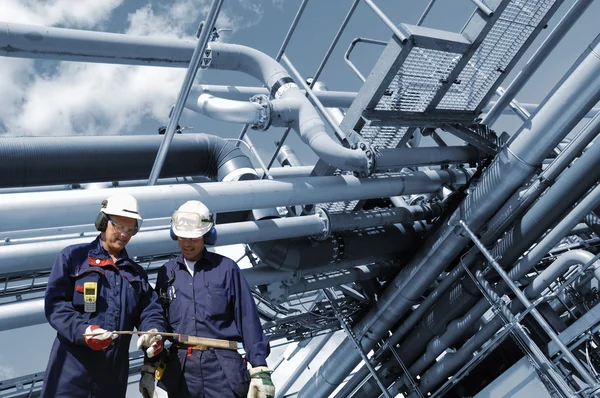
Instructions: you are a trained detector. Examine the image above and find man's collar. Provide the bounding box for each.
[175,248,214,268]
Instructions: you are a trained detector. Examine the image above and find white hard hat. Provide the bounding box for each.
[171,200,213,238]
[101,193,143,221]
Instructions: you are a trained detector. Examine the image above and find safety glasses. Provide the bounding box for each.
[171,211,213,232]
[109,218,138,236]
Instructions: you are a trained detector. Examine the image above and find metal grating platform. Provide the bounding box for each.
[438,0,558,111]
[338,0,563,155]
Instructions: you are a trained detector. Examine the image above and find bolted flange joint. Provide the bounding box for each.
[312,207,331,241]
[249,94,273,131]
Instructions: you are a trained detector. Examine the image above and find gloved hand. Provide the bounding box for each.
[248,366,275,398]
[84,325,118,350]
[136,328,164,358]
[139,371,158,398]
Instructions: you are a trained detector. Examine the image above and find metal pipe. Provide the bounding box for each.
[483,0,594,125]
[0,169,469,232]
[285,264,393,296]
[485,104,600,240]
[185,94,264,124]
[362,0,407,43]
[276,333,334,397]
[191,84,357,108]
[525,250,600,298]
[459,220,597,386]
[279,55,352,150]
[0,22,369,174]
[374,146,483,171]
[191,84,271,101]
[298,31,600,398]
[0,134,257,188]
[482,101,600,119]
[147,0,223,186]
[495,86,530,121]
[470,0,493,17]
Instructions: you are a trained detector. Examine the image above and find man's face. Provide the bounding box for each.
[178,236,205,262]
[103,215,137,255]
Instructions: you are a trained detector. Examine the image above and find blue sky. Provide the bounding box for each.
[0,0,599,395]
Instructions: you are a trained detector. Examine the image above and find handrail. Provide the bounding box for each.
[344,37,387,82]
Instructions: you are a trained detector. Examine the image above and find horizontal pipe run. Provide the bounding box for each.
[0,169,470,232]
[185,93,264,124]
[375,146,483,170]
[0,204,436,275]
[191,85,357,108]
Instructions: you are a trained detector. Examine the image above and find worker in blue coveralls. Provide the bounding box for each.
[41,193,167,398]
[150,200,275,398]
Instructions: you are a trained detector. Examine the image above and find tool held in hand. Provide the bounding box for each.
[83,330,238,350]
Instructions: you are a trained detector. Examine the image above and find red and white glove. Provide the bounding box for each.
[84,325,118,350]
[248,366,275,398]
[136,328,163,358]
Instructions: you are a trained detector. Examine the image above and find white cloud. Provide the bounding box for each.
[0,0,122,28]
[0,0,269,136]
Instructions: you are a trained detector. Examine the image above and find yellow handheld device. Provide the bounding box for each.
[155,361,167,381]
[83,282,98,313]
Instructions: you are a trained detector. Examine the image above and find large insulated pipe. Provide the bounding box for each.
[0,169,469,232]
[0,134,257,188]
[298,33,600,398]
[0,22,371,174]
[384,133,600,395]
[412,183,600,395]
[252,223,425,271]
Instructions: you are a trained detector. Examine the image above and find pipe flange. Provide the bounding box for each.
[354,141,376,178]
[200,43,212,69]
[249,94,273,131]
[330,235,345,263]
[312,207,331,241]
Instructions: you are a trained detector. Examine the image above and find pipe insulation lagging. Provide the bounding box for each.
[250,223,426,271]
[0,134,256,188]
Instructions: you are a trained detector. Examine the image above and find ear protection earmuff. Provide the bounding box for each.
[94,200,109,232]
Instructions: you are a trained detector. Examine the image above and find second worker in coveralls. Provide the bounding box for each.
[154,200,275,398]
[41,193,167,397]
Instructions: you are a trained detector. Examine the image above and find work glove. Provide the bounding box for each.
[137,328,164,358]
[248,366,275,398]
[84,325,118,350]
[139,371,158,398]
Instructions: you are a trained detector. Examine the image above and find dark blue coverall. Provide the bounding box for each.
[156,250,270,398]
[41,236,167,398]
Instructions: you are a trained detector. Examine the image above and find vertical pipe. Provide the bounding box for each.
[147,0,224,185]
